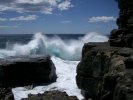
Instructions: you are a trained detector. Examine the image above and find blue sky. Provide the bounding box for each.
[0,0,119,34]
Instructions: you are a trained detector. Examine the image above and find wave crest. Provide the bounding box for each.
[0,32,108,60]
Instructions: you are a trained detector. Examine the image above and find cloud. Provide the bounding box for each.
[61,20,71,24]
[0,0,73,14]
[88,16,116,23]
[0,17,7,21]
[58,0,73,11]
[0,25,18,28]
[9,15,38,21]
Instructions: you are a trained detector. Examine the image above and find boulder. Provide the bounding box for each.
[22,90,78,100]
[0,87,14,100]
[0,55,57,87]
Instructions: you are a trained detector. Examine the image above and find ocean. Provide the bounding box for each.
[0,32,108,100]
[0,34,84,49]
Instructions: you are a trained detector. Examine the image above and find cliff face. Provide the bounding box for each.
[76,43,133,100]
[76,0,133,100]
[109,0,133,48]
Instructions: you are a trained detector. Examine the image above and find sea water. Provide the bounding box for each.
[0,32,108,100]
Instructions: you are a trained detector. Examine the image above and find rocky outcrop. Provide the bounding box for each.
[76,0,133,100]
[22,90,78,100]
[0,87,14,100]
[76,42,111,99]
[113,69,133,100]
[76,42,133,100]
[0,55,57,87]
[109,0,133,48]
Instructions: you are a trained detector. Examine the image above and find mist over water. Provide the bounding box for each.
[0,32,108,60]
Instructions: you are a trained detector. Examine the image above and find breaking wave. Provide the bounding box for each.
[1,32,108,100]
[0,32,108,60]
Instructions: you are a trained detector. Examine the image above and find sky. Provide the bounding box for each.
[0,0,119,34]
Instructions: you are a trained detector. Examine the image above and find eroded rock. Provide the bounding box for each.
[76,42,133,100]
[109,0,133,48]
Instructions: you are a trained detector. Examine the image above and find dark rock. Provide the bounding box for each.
[0,87,14,100]
[76,42,112,99]
[21,90,78,100]
[109,0,133,48]
[118,48,133,56]
[76,42,133,100]
[113,69,133,100]
[0,55,57,87]
[76,0,133,100]
[124,56,133,69]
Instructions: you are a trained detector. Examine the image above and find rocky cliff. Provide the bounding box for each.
[76,42,133,100]
[109,0,133,48]
[76,0,133,100]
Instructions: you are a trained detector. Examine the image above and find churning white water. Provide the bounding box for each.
[12,56,83,100]
[0,32,108,60]
[0,32,108,100]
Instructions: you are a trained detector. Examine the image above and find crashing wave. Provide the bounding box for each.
[0,32,108,60]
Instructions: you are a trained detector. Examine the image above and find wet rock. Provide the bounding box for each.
[76,42,133,100]
[21,90,78,100]
[0,87,14,100]
[0,55,57,87]
[109,0,133,48]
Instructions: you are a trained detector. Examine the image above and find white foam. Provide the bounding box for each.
[12,56,84,100]
[0,32,108,60]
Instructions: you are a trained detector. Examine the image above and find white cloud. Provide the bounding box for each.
[16,0,44,4]
[0,25,18,28]
[0,17,7,21]
[0,0,73,14]
[41,7,53,14]
[61,20,71,24]
[9,15,38,21]
[88,16,116,23]
[58,0,73,11]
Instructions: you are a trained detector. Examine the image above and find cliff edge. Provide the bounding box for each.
[76,0,133,100]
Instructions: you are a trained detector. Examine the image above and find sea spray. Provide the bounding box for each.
[0,32,108,60]
[12,56,84,100]
[0,32,108,100]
